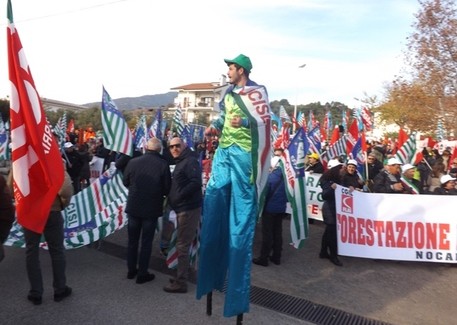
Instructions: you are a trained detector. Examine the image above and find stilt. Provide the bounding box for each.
[236,313,243,324]
[206,292,212,316]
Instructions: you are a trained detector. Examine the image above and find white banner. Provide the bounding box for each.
[304,172,323,220]
[335,185,457,263]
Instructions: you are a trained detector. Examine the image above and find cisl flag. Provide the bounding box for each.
[7,0,64,233]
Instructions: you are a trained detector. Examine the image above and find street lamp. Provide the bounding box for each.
[294,63,306,132]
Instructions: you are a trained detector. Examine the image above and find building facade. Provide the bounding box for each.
[170,75,228,124]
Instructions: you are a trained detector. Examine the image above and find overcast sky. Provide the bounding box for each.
[0,0,420,107]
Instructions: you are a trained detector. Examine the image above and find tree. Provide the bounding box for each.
[378,0,457,136]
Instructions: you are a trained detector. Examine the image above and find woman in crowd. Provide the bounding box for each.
[319,159,344,266]
[341,159,364,191]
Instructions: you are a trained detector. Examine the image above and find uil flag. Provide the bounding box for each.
[7,0,64,233]
[149,108,163,140]
[101,87,133,156]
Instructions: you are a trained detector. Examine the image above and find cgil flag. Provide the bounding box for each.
[7,0,64,233]
[101,87,133,156]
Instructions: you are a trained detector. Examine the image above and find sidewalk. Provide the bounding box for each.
[0,243,309,325]
[2,220,457,325]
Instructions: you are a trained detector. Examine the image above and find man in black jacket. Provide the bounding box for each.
[123,138,171,284]
[373,157,404,193]
[164,137,202,293]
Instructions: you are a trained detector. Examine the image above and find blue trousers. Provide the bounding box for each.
[196,145,257,317]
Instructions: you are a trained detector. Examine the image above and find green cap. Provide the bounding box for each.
[224,54,252,73]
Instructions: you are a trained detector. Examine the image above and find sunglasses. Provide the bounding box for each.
[168,143,181,149]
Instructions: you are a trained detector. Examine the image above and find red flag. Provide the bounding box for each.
[67,119,75,133]
[7,0,64,233]
[427,137,437,149]
[397,129,408,148]
[329,126,340,145]
[346,119,359,154]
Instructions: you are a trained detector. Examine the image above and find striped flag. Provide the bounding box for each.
[281,127,309,248]
[5,168,129,249]
[173,105,185,137]
[400,176,420,194]
[327,134,347,159]
[149,108,163,140]
[360,107,372,131]
[279,105,291,124]
[0,119,9,160]
[7,0,64,233]
[53,113,67,147]
[133,114,147,151]
[101,87,133,156]
[395,132,417,164]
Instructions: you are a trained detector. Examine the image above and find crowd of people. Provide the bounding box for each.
[1,52,456,316]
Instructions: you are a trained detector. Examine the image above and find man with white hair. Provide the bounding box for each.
[123,138,171,284]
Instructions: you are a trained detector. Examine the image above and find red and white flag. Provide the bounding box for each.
[7,0,64,233]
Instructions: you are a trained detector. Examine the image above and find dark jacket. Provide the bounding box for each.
[320,179,337,225]
[264,167,288,214]
[65,149,83,179]
[367,160,384,180]
[305,161,324,174]
[123,151,171,218]
[373,170,402,193]
[341,171,363,190]
[433,187,457,195]
[319,166,342,225]
[168,147,202,213]
[0,176,15,243]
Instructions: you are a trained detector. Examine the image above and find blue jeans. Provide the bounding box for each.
[127,215,157,276]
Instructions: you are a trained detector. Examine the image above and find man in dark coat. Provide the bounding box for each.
[164,137,202,293]
[373,157,404,193]
[123,138,171,284]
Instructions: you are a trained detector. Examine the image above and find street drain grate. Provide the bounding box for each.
[95,241,391,325]
[249,286,392,325]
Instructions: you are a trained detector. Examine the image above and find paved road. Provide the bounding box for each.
[1,220,456,325]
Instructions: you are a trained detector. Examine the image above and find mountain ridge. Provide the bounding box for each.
[83,91,178,110]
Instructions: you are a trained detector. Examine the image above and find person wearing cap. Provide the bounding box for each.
[341,159,364,191]
[123,138,171,284]
[400,164,423,194]
[433,175,457,195]
[319,159,344,266]
[197,54,271,317]
[372,157,404,193]
[305,152,324,174]
[63,142,83,194]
